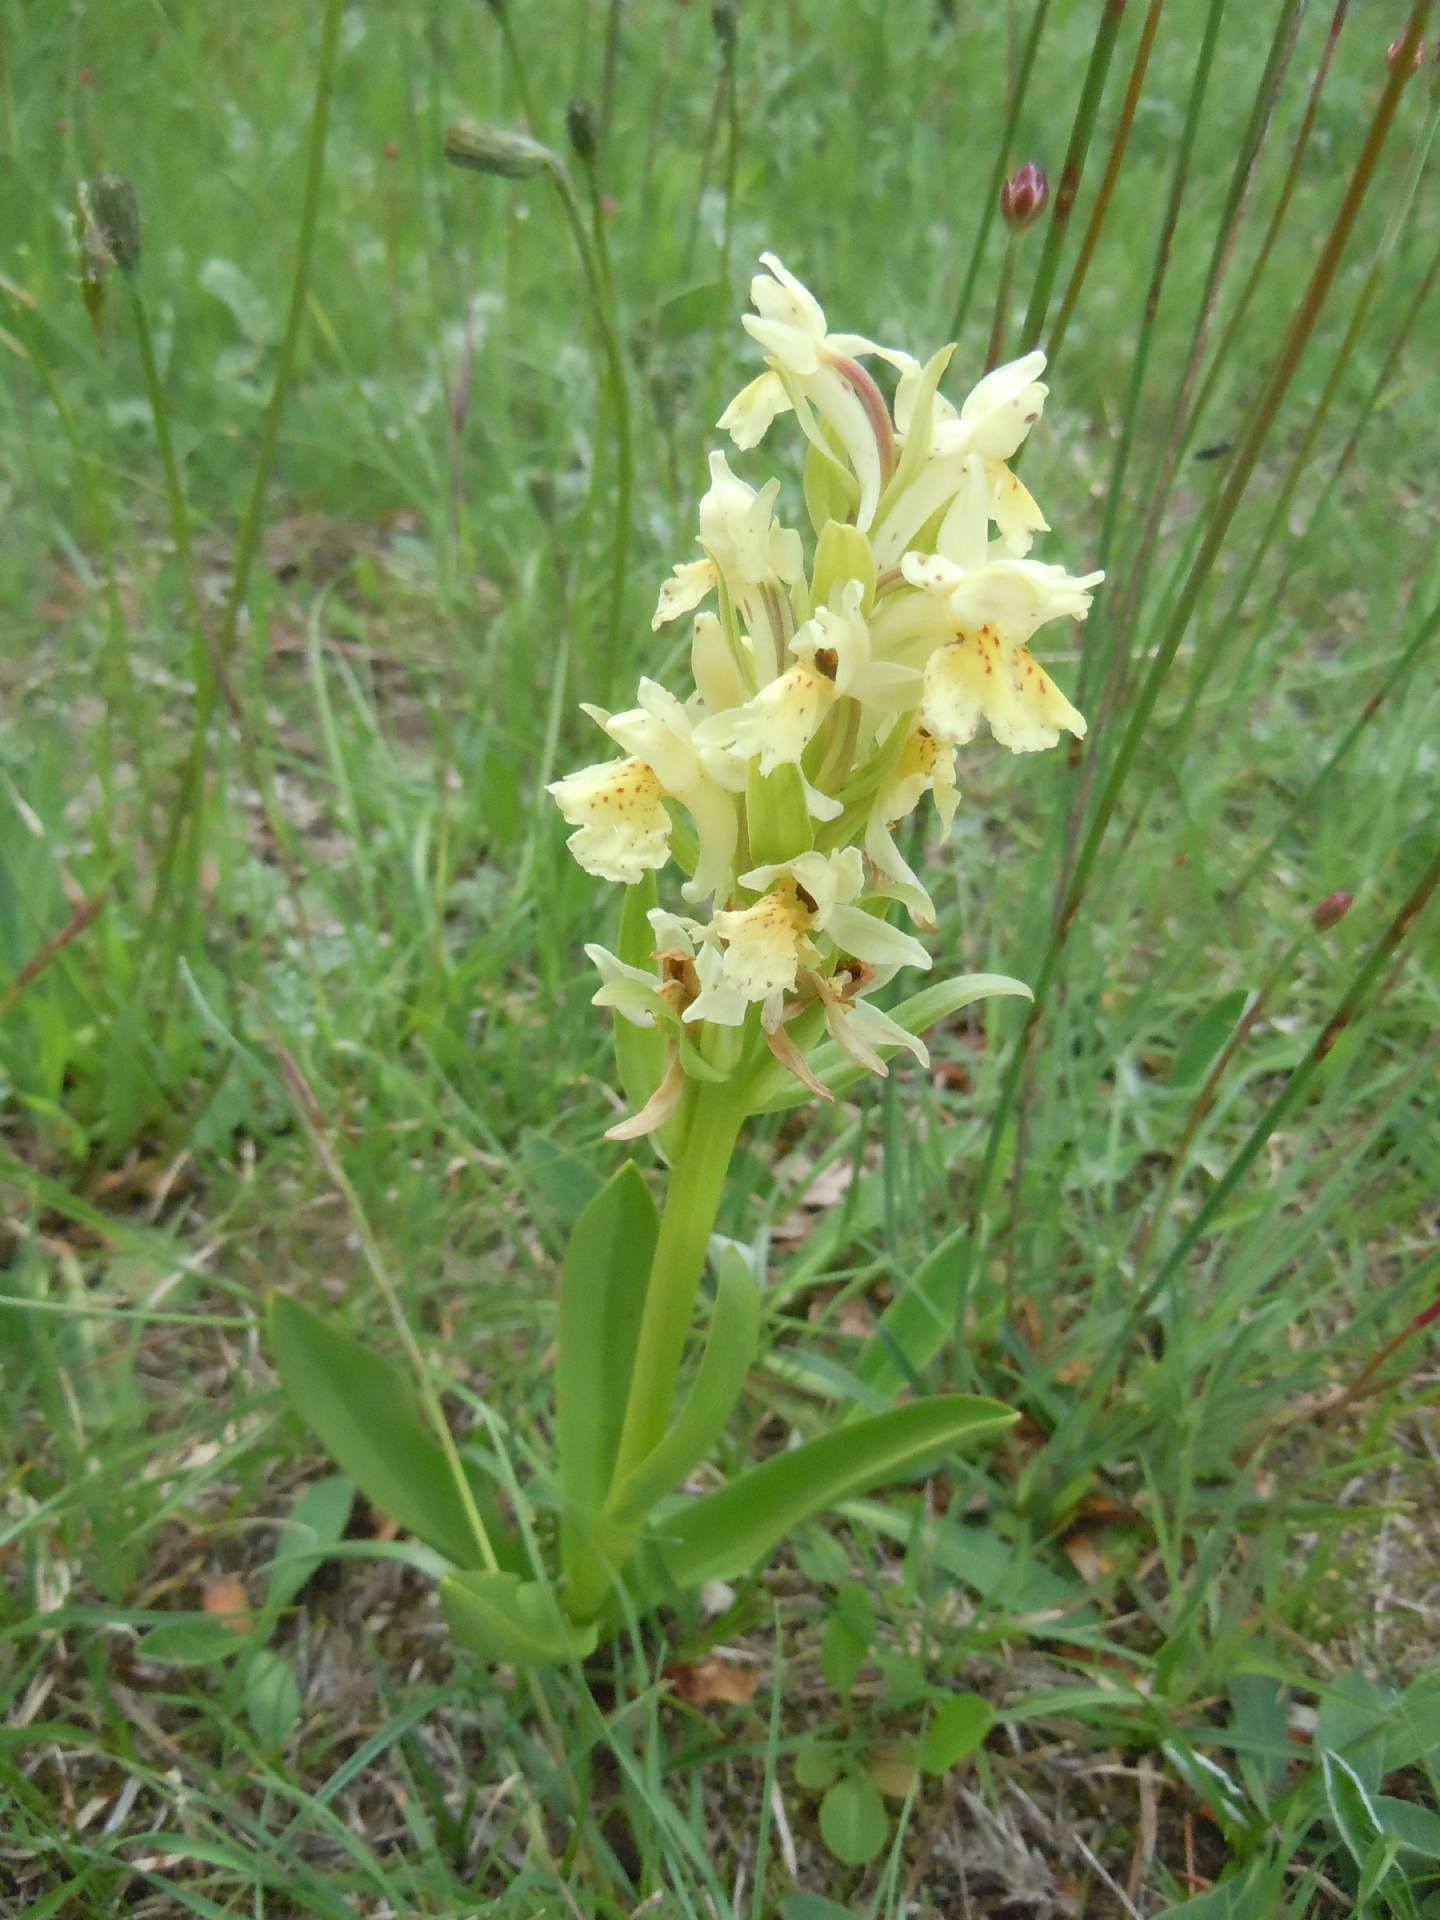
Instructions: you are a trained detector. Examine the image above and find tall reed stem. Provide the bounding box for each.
[1017,0,1125,353]
[947,0,1051,343]
[953,0,1430,1349]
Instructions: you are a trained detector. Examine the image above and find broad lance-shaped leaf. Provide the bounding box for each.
[750,974,1032,1115]
[606,1247,761,1527]
[268,1293,518,1572]
[652,1394,1016,1591]
[441,1571,598,1666]
[557,1162,658,1578]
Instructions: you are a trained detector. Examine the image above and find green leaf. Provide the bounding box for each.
[264,1475,353,1615]
[244,1648,301,1749]
[1162,1742,1255,1839]
[781,1895,854,1920]
[1322,1746,1420,1917]
[851,1226,964,1407]
[1317,1667,1397,1793]
[557,1162,659,1562]
[657,1395,1016,1591]
[751,974,1031,1114]
[267,1293,514,1572]
[440,1571,599,1667]
[803,438,858,538]
[920,1693,995,1775]
[819,1776,889,1866]
[811,521,877,612]
[606,1247,760,1527]
[794,1741,843,1790]
[1169,989,1250,1087]
[1376,1797,1440,1860]
[518,1133,602,1236]
[820,1580,874,1699]
[1324,1747,1385,1869]
[138,1619,250,1667]
[746,760,814,869]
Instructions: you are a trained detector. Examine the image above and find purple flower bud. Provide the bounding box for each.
[1311,891,1353,932]
[1000,162,1049,233]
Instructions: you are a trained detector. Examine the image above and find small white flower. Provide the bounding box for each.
[683,848,931,1035]
[694,665,840,820]
[956,351,1049,460]
[741,849,933,976]
[890,470,1100,756]
[690,611,753,715]
[717,370,793,450]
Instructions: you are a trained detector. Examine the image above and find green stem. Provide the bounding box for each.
[1017,0,1125,353]
[213,0,344,688]
[983,233,1018,373]
[609,1084,745,1487]
[947,0,1051,343]
[953,0,1428,1347]
[546,155,633,697]
[1045,0,1163,374]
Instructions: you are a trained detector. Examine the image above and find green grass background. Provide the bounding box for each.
[2,1,1438,1913]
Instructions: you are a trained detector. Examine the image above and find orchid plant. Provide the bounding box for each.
[270,255,1103,1665]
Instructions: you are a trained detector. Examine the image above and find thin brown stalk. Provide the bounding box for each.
[0,895,108,1021]
[959,0,1432,1329]
[1184,0,1351,451]
[1018,0,1126,352]
[1047,0,1164,373]
[1088,0,1308,724]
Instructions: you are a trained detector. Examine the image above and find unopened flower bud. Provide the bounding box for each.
[711,0,737,48]
[1000,162,1049,233]
[443,120,552,180]
[84,172,142,276]
[566,96,600,164]
[1311,891,1353,932]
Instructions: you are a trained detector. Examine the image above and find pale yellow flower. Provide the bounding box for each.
[873,350,1051,565]
[548,759,671,884]
[690,610,753,715]
[920,626,1086,755]
[887,461,1100,755]
[719,252,906,530]
[790,579,922,716]
[683,848,931,1032]
[652,451,803,634]
[588,677,742,903]
[693,665,842,821]
[864,722,959,926]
